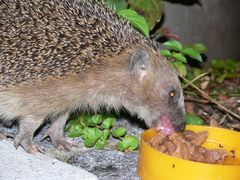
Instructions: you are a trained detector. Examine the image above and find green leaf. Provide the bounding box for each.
[102,117,116,129]
[87,114,103,126]
[118,9,149,37]
[82,127,102,140]
[182,48,202,62]
[211,59,237,70]
[129,0,163,31]
[192,43,208,54]
[117,141,126,152]
[84,139,97,148]
[106,0,127,12]
[95,139,107,150]
[126,136,139,151]
[172,61,187,77]
[117,135,139,151]
[186,113,205,125]
[111,127,127,138]
[160,49,171,57]
[163,40,183,51]
[172,52,187,63]
[101,129,110,141]
[67,124,83,138]
[64,119,79,132]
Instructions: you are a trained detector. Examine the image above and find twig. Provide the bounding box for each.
[179,75,240,120]
[183,91,198,96]
[219,115,227,125]
[185,97,209,104]
[185,97,240,104]
[183,72,208,89]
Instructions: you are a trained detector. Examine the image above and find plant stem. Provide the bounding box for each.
[183,72,208,89]
[180,75,240,120]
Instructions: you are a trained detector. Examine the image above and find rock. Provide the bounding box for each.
[67,149,139,180]
[0,139,97,180]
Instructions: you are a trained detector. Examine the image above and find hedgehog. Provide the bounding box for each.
[0,0,185,153]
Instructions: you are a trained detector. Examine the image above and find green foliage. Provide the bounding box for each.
[163,40,183,51]
[161,40,206,77]
[186,113,205,125]
[159,49,171,57]
[128,0,163,31]
[86,114,103,126]
[185,67,205,87]
[102,117,116,129]
[104,0,165,37]
[182,48,202,62]
[210,59,240,83]
[106,0,127,12]
[118,9,149,37]
[67,124,83,138]
[104,0,207,79]
[111,127,127,138]
[65,113,139,151]
[189,43,208,54]
[103,0,207,77]
[172,52,187,63]
[117,135,139,151]
[172,61,187,77]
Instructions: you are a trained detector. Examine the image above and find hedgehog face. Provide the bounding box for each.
[127,48,186,134]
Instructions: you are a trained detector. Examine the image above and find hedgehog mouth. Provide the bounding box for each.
[154,115,175,135]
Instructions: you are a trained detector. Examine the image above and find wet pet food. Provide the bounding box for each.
[147,130,227,164]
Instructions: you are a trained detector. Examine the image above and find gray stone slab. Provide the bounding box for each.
[0,139,98,180]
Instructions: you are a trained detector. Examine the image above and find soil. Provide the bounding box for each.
[184,76,240,130]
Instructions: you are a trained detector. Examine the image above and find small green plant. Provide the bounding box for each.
[210,59,240,83]
[105,0,163,37]
[65,113,139,151]
[118,9,149,37]
[160,40,207,77]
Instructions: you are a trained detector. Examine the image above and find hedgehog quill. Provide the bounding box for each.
[0,0,185,153]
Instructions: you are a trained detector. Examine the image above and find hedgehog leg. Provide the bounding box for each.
[44,112,76,150]
[15,115,45,154]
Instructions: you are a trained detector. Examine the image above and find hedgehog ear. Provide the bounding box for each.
[129,49,150,81]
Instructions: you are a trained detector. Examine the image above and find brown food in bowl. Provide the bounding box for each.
[147,130,227,164]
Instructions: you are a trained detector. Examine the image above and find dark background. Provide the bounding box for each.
[162,0,240,61]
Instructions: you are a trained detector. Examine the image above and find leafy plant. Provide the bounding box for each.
[128,0,163,31]
[65,113,139,151]
[118,9,149,37]
[105,0,163,34]
[105,0,127,12]
[118,135,139,151]
[210,59,240,83]
[160,40,207,77]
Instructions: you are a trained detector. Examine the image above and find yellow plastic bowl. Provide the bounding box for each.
[138,125,240,180]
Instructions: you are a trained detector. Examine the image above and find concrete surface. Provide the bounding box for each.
[0,139,97,180]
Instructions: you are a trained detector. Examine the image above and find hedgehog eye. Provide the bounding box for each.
[169,91,175,97]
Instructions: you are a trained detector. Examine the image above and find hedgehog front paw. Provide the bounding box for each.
[14,136,45,154]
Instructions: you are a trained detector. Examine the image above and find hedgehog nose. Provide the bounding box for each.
[175,121,186,132]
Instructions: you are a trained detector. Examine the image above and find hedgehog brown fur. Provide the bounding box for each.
[0,0,185,153]
[0,0,152,86]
